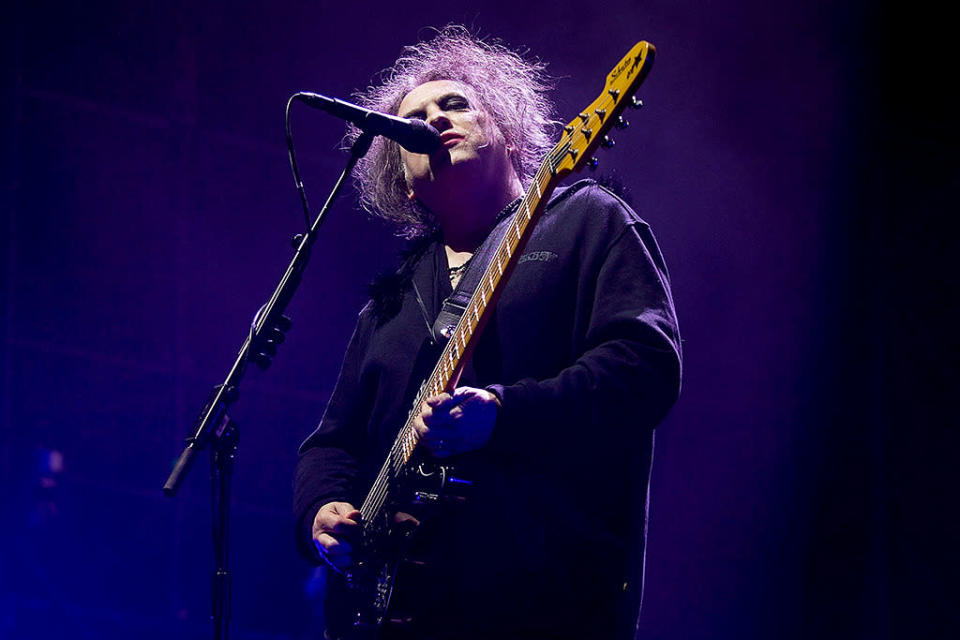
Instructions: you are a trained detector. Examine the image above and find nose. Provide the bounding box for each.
[425,106,452,132]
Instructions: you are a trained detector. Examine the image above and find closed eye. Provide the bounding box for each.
[399,93,471,120]
[441,96,470,110]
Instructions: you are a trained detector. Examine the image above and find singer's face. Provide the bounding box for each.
[397,80,510,199]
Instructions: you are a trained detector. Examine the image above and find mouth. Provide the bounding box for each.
[440,132,465,148]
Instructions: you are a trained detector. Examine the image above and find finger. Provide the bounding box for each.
[413,413,429,439]
[320,502,357,526]
[425,392,453,408]
[328,519,360,535]
[314,538,352,571]
[451,387,476,402]
[423,393,471,423]
[320,513,360,534]
[318,510,342,528]
[418,400,433,420]
[325,538,353,557]
[444,391,472,408]
[315,533,342,553]
[422,404,458,428]
[331,502,361,518]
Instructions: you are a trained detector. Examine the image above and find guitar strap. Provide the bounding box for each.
[430,197,521,342]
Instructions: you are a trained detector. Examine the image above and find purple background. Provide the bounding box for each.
[2,1,956,639]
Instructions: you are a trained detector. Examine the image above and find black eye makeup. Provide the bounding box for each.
[441,95,470,109]
[400,92,472,120]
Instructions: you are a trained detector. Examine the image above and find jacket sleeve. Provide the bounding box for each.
[485,193,682,464]
[293,307,374,562]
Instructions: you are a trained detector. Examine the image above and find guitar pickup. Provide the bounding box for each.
[413,491,439,504]
[412,490,468,505]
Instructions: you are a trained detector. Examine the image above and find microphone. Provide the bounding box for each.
[297,92,442,154]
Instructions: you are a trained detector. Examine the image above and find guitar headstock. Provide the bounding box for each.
[548,41,655,177]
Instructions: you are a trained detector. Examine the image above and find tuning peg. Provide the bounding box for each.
[601,136,615,149]
[630,96,644,109]
[616,116,629,129]
[587,157,599,171]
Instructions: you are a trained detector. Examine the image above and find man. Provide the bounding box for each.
[294,26,681,639]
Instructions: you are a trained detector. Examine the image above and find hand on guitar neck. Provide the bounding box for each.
[311,385,500,570]
[414,386,501,458]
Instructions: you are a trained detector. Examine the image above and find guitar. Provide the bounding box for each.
[333,40,656,638]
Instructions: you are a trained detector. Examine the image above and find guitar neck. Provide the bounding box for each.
[359,168,556,523]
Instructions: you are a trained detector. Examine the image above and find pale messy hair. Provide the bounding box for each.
[347,25,557,238]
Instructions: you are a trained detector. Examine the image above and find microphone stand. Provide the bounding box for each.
[163,130,374,640]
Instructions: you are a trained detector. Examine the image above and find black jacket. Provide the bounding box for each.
[294,179,682,638]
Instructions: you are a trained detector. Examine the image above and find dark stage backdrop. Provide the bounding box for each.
[2,1,956,639]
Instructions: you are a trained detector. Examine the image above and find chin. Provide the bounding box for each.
[430,150,482,177]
